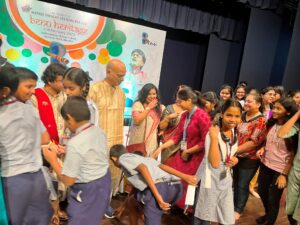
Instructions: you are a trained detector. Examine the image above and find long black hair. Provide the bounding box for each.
[63,67,92,98]
[177,87,202,107]
[267,97,298,153]
[136,83,161,115]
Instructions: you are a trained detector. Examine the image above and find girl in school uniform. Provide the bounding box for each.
[0,66,19,225]
[43,96,111,225]
[63,67,98,125]
[1,67,52,225]
[194,99,242,225]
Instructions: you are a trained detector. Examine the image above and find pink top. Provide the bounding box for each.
[262,124,292,173]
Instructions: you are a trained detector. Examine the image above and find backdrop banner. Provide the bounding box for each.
[0,0,166,118]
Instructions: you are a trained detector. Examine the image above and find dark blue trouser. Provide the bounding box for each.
[233,162,259,213]
[136,181,182,225]
[68,170,111,225]
[2,170,52,225]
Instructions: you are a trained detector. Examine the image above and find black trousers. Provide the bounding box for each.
[257,163,284,225]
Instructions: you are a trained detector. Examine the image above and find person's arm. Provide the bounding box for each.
[135,163,171,210]
[276,152,295,189]
[236,118,267,155]
[42,147,76,186]
[159,112,179,130]
[152,139,175,159]
[133,100,158,125]
[277,110,300,138]
[207,127,221,168]
[41,131,50,145]
[181,145,203,161]
[236,140,258,154]
[158,164,197,186]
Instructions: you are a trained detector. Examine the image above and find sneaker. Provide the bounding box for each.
[105,206,116,219]
[256,215,267,224]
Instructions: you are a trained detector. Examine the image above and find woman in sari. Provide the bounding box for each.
[128,83,164,156]
[159,85,191,162]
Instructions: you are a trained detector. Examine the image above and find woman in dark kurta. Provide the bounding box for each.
[153,88,211,210]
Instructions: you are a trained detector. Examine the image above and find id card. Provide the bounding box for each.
[180,141,187,151]
[219,170,227,180]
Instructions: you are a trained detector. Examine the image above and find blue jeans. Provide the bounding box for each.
[233,162,259,213]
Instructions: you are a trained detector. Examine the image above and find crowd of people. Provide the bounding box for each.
[0,55,300,225]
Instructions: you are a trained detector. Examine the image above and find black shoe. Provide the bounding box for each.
[256,215,267,224]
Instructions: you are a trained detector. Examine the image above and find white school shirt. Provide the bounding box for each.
[119,153,180,191]
[195,131,238,190]
[0,99,45,177]
[62,123,109,183]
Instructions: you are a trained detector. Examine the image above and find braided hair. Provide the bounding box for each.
[63,67,92,98]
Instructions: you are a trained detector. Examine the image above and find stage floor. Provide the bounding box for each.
[58,191,290,225]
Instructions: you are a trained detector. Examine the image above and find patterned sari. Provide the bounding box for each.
[128,101,162,156]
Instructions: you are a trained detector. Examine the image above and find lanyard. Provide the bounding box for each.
[218,140,232,163]
[71,124,94,139]
[183,106,197,141]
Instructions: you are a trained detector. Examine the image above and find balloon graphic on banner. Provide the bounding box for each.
[23,36,42,53]
[69,49,84,60]
[71,62,81,68]
[5,49,20,61]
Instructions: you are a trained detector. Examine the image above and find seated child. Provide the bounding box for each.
[43,96,111,225]
[110,144,197,225]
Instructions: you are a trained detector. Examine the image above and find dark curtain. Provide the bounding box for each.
[61,0,245,41]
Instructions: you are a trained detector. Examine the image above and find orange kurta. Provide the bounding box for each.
[89,80,126,192]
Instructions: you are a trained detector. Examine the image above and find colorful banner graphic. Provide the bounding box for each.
[0,0,166,118]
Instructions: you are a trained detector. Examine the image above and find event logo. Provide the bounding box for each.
[6,0,105,50]
[142,32,157,46]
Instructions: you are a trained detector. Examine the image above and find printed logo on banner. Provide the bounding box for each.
[142,32,157,46]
